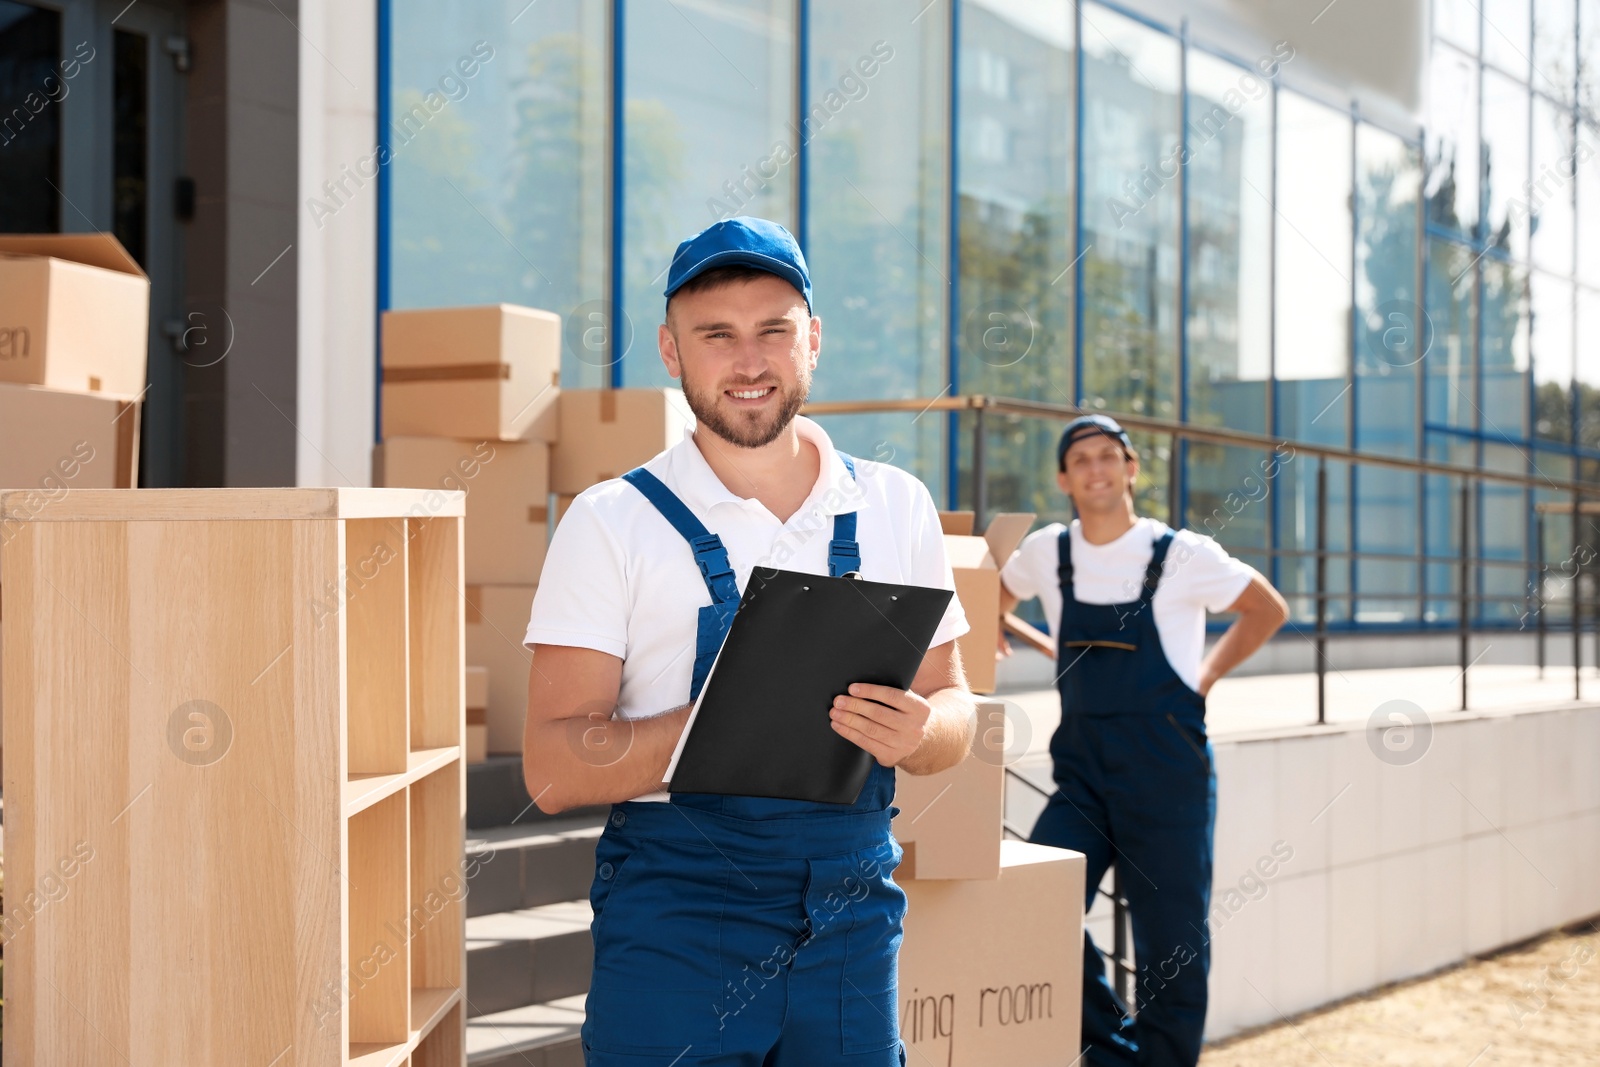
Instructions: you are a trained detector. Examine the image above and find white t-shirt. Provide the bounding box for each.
[998,517,1255,693]
[526,415,970,801]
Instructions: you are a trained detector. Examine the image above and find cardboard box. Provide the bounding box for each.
[465,584,537,754]
[0,234,149,395]
[944,513,1034,693]
[374,436,550,584]
[551,388,694,494]
[893,701,1005,880]
[0,383,141,499]
[466,724,489,764]
[466,665,489,712]
[381,304,561,441]
[899,840,1085,1066]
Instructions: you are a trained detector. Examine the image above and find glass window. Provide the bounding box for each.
[1481,257,1531,437]
[1576,284,1600,448]
[1427,42,1480,235]
[1354,464,1421,624]
[1423,435,1474,623]
[623,0,796,388]
[1480,444,1530,625]
[1356,125,1424,457]
[1578,121,1600,285]
[1531,271,1574,442]
[1482,71,1530,258]
[1437,0,1481,54]
[1275,458,1352,625]
[1533,0,1576,101]
[1275,92,1353,445]
[1531,95,1576,273]
[0,1,63,232]
[1078,2,1181,433]
[1582,0,1600,114]
[1425,238,1479,429]
[389,0,609,384]
[1185,50,1273,435]
[1532,453,1575,627]
[1484,0,1532,76]
[955,0,1074,520]
[807,0,949,492]
[1184,443,1271,579]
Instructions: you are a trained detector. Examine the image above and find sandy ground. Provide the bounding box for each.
[1200,925,1600,1066]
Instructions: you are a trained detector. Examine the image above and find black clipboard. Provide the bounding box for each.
[665,568,954,805]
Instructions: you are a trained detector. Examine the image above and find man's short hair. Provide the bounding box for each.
[666,265,791,323]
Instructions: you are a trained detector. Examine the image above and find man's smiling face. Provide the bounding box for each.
[660,270,820,449]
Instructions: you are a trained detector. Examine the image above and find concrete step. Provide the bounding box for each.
[466,900,594,1018]
[467,755,608,830]
[465,815,604,919]
[466,994,586,1067]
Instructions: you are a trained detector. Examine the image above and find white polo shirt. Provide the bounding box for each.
[999,518,1255,693]
[525,415,969,800]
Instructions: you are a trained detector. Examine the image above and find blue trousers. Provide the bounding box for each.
[1031,712,1217,1067]
[582,801,909,1066]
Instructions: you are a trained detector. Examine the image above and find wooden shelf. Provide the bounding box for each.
[348,988,463,1067]
[0,485,465,521]
[2,491,467,1065]
[345,746,460,818]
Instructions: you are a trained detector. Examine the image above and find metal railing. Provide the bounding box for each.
[803,392,1600,724]
[802,392,1600,1008]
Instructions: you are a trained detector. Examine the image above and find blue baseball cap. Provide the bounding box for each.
[663,216,813,315]
[1057,414,1133,468]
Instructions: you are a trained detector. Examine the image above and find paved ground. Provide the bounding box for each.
[993,663,1600,756]
[1198,924,1600,1066]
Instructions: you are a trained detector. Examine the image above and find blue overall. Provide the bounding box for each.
[1029,530,1217,1067]
[581,454,908,1066]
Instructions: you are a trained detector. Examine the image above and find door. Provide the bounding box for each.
[0,0,187,486]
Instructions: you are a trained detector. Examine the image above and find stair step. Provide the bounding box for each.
[467,755,608,830]
[466,993,586,1067]
[464,815,604,918]
[466,900,594,1018]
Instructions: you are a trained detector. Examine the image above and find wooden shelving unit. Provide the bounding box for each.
[0,488,469,1067]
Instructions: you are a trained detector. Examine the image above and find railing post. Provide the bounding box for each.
[1459,481,1470,712]
[1315,460,1328,725]
[1112,864,1131,1008]
[1536,513,1546,678]
[1576,490,1583,702]
[973,399,988,533]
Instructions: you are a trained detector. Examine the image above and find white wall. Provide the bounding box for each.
[1206,706,1600,1037]
[296,0,378,488]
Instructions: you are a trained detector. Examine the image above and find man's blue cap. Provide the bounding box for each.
[1057,414,1133,468]
[663,216,812,314]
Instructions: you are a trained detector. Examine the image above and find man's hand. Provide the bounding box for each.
[830,682,933,768]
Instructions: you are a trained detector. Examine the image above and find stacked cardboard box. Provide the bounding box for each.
[893,699,1086,1064]
[373,305,558,756]
[0,234,148,497]
[939,511,1035,693]
[375,305,696,756]
[466,665,489,763]
[0,234,150,749]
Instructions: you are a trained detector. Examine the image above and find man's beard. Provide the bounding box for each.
[680,365,810,448]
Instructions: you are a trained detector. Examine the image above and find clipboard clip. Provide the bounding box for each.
[841,570,864,580]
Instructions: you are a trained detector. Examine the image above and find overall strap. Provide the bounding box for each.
[620,467,740,608]
[1139,530,1176,603]
[827,452,861,578]
[1056,526,1075,603]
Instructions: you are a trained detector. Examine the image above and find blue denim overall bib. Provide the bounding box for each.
[581,452,908,1066]
[1029,529,1217,1067]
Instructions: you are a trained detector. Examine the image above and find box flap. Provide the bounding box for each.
[981,512,1035,567]
[0,233,147,279]
[943,534,995,570]
[938,510,975,536]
